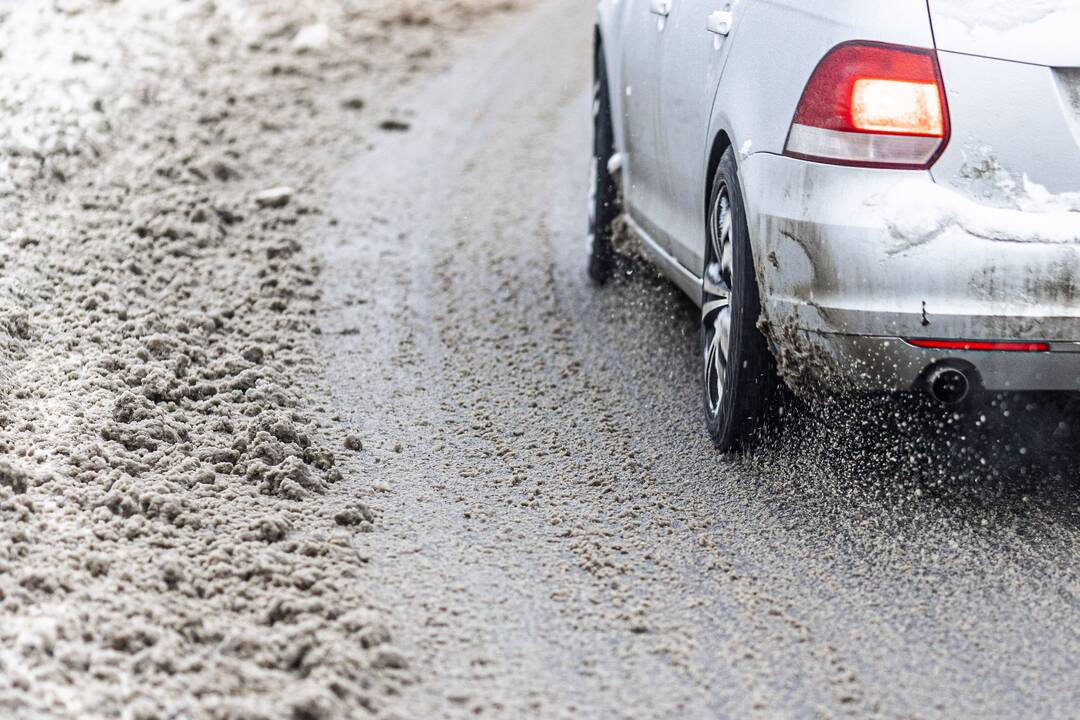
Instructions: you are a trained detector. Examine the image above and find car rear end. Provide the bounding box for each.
[737,0,1080,399]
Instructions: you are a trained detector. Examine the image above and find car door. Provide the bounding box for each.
[619,0,676,240]
[655,0,745,273]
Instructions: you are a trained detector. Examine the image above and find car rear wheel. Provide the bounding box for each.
[587,44,619,285]
[702,148,777,451]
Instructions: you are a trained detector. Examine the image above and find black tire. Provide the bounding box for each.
[588,42,619,285]
[701,148,778,451]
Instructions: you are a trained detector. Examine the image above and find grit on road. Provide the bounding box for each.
[320,0,1080,718]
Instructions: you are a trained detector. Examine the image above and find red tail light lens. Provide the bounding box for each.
[906,339,1050,353]
[784,41,949,169]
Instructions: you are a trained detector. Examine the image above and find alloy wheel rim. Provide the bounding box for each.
[703,183,734,418]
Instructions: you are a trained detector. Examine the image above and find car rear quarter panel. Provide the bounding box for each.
[712,0,937,162]
[595,1,633,161]
[930,53,1080,204]
[707,0,937,279]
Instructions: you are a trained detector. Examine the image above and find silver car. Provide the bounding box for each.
[590,0,1080,450]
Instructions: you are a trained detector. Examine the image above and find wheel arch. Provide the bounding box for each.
[704,128,766,297]
[704,130,733,234]
[593,3,628,165]
[593,25,611,93]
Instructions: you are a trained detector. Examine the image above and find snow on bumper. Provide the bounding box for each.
[742,152,1080,392]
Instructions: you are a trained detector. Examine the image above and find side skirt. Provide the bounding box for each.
[623,214,703,305]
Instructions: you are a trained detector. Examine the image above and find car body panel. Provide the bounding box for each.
[744,151,1080,391]
[702,0,935,275]
[652,0,740,271]
[811,334,1080,393]
[744,153,1080,326]
[930,52,1080,206]
[710,1,937,154]
[596,1,630,156]
[617,0,668,236]
[927,0,1080,67]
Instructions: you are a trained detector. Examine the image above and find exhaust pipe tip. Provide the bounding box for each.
[927,366,971,405]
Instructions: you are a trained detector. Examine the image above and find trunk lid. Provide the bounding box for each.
[927,1,1080,66]
[926,1,1080,206]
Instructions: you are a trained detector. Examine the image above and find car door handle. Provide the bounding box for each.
[707,9,733,35]
[650,0,672,17]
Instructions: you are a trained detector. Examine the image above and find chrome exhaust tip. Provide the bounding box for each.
[927,365,971,405]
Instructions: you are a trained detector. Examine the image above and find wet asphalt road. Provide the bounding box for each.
[318,1,1080,717]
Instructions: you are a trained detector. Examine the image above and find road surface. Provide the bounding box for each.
[318,1,1080,717]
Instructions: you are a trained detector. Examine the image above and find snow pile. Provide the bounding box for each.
[928,0,1080,65]
[0,0,520,198]
[877,173,1080,253]
[0,161,397,720]
[930,0,1066,30]
[0,0,520,717]
[0,1,172,195]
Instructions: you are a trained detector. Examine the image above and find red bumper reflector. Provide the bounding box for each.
[906,339,1050,353]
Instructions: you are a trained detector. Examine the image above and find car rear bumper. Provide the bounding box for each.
[740,152,1080,393]
[791,333,1080,393]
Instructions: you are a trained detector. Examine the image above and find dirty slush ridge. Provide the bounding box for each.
[0,2,522,718]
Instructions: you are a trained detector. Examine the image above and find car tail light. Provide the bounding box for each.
[784,42,949,169]
[906,339,1050,353]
